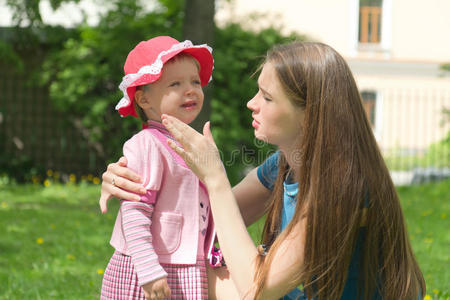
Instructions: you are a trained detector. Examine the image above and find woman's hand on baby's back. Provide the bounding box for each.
[99,156,146,213]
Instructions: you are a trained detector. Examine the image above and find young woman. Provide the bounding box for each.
[100,41,425,300]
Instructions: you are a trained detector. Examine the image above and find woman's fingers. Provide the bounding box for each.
[117,156,128,166]
[99,194,110,214]
[103,171,145,195]
[162,114,196,149]
[98,185,138,213]
[107,158,142,183]
[167,139,187,158]
[99,158,146,213]
[163,115,204,164]
[203,121,218,149]
[203,121,212,141]
[104,161,145,194]
[111,182,142,201]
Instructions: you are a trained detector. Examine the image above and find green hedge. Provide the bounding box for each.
[1,1,303,184]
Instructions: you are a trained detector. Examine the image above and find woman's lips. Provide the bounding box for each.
[252,119,260,129]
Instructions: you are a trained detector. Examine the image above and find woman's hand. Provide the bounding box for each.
[161,114,224,186]
[99,156,146,213]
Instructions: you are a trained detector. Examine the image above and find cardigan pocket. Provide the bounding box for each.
[152,211,183,254]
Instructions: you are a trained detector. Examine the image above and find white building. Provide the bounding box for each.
[216,0,450,168]
[1,0,448,175]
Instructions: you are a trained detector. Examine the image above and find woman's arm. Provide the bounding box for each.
[162,115,305,298]
[206,171,305,298]
[99,157,147,213]
[100,153,272,222]
[232,167,272,227]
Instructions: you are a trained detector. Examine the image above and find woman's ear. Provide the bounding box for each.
[135,89,151,109]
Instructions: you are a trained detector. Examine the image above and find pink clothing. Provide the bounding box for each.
[101,251,208,299]
[107,121,215,287]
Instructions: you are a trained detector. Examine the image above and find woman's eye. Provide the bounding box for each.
[264,96,272,102]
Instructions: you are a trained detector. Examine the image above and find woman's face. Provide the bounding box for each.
[247,62,305,148]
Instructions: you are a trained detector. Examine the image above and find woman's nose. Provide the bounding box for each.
[247,96,258,111]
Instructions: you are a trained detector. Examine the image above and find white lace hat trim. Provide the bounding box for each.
[116,40,212,111]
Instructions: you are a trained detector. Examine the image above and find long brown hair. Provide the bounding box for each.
[254,42,425,299]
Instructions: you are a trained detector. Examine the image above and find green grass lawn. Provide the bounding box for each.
[0,180,448,299]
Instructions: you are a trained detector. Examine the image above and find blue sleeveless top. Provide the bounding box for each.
[256,151,381,300]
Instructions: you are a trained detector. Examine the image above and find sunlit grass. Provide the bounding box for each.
[396,180,450,299]
[0,184,119,299]
[0,180,448,299]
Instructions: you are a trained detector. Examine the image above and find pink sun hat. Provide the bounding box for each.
[115,36,214,118]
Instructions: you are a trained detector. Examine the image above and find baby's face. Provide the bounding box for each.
[143,58,204,124]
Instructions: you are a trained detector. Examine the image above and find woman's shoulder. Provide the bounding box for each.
[256,151,280,190]
[259,151,281,171]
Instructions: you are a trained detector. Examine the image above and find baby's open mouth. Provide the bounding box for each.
[181,101,197,108]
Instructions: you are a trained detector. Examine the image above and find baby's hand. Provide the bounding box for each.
[142,277,171,300]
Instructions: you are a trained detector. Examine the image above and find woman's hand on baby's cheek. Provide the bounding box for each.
[162,115,223,184]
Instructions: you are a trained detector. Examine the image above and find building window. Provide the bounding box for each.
[359,0,382,43]
[361,91,377,127]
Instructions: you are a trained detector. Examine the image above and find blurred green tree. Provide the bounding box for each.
[182,0,215,131]
[2,0,303,183]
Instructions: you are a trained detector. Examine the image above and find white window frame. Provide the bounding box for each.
[349,0,392,57]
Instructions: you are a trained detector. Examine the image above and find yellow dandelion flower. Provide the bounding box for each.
[97,269,104,275]
[441,213,447,219]
[88,174,93,181]
[44,179,51,187]
[36,237,44,244]
[47,169,53,177]
[1,202,8,209]
[432,289,438,294]
[66,254,75,260]
[81,175,87,181]
[424,238,433,244]
[421,210,433,217]
[32,176,39,184]
[69,174,76,182]
[93,177,100,185]
[424,295,431,300]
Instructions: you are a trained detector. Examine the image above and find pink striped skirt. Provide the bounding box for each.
[101,251,208,299]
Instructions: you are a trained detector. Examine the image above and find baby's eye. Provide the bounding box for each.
[169,81,180,87]
[192,79,201,85]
